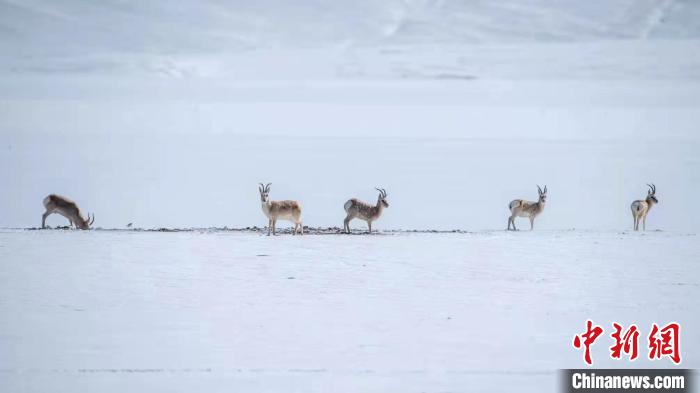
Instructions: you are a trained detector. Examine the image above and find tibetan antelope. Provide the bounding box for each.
[259,183,303,235]
[507,185,547,231]
[42,194,94,230]
[631,184,658,231]
[343,188,389,234]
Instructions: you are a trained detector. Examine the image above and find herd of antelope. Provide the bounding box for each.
[40,184,660,234]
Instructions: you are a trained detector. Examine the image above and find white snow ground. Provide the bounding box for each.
[0,229,698,393]
[1,0,700,392]
[3,74,700,231]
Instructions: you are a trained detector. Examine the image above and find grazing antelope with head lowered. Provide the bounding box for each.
[343,188,389,234]
[507,185,547,231]
[259,183,303,236]
[631,184,658,231]
[42,194,94,229]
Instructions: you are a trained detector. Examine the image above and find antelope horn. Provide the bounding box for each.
[537,184,542,194]
[382,188,387,197]
[259,183,264,192]
[88,213,95,226]
[543,185,547,193]
[647,183,654,194]
[265,183,271,192]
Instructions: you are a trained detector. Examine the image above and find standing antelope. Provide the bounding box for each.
[42,194,94,229]
[631,184,658,231]
[343,188,389,234]
[259,183,303,235]
[507,185,547,231]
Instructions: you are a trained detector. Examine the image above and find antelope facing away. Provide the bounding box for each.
[631,184,658,231]
[42,194,94,229]
[343,188,389,234]
[259,183,303,235]
[507,185,547,231]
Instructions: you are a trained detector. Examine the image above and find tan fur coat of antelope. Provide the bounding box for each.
[631,184,658,231]
[259,183,303,235]
[42,194,94,229]
[343,188,389,233]
[507,185,547,231]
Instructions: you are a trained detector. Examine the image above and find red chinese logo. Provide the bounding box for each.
[573,319,604,365]
[648,322,681,364]
[573,320,681,365]
[610,323,639,361]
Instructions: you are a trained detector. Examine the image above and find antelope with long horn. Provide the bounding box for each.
[259,183,303,236]
[507,185,547,231]
[343,188,389,234]
[42,194,94,229]
[631,184,658,231]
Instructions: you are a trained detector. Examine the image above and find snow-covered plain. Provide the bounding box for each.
[1,229,698,393]
[1,1,700,231]
[1,0,700,392]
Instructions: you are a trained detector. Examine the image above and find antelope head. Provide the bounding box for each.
[375,187,389,208]
[647,183,658,204]
[78,213,95,229]
[259,183,271,203]
[537,185,548,204]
